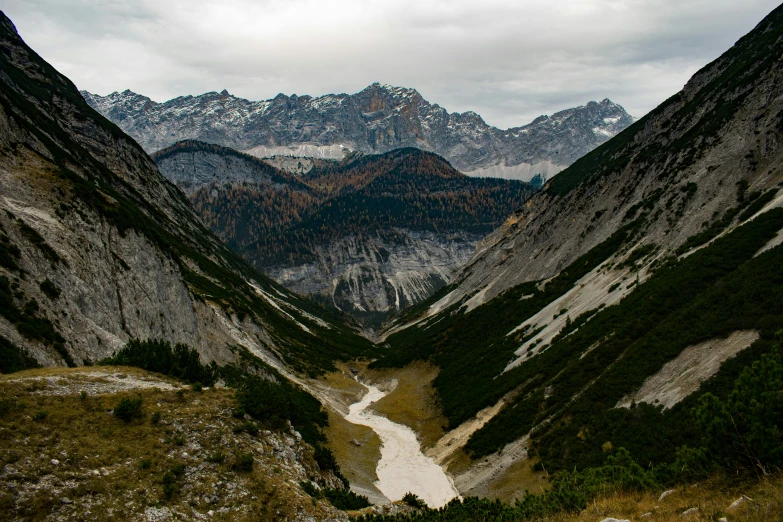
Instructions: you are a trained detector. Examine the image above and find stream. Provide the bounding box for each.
[345,381,459,509]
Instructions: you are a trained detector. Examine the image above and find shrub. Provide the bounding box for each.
[161,471,178,499]
[232,452,254,472]
[323,488,371,510]
[689,331,783,474]
[102,339,217,386]
[0,334,39,374]
[299,481,371,510]
[206,451,225,464]
[235,378,291,428]
[32,410,48,421]
[314,445,339,472]
[39,279,60,299]
[242,421,259,435]
[113,396,143,422]
[150,411,161,425]
[402,492,427,508]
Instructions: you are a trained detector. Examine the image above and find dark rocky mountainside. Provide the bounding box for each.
[153,142,535,323]
[375,3,783,497]
[0,11,376,376]
[82,84,633,181]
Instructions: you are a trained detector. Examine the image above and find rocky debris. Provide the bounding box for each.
[599,518,630,522]
[83,85,633,182]
[681,507,699,516]
[659,489,676,501]
[729,494,753,510]
[2,370,181,396]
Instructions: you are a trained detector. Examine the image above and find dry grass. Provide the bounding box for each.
[548,474,783,522]
[478,456,549,503]
[316,364,385,501]
[363,361,447,449]
[0,367,345,521]
[323,409,384,499]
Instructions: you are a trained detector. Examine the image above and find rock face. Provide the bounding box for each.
[266,229,482,320]
[82,84,633,181]
[153,142,532,321]
[0,12,374,374]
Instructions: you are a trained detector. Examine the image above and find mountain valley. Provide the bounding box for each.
[1,3,783,522]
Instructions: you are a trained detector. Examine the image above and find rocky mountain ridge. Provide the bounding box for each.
[82,85,633,181]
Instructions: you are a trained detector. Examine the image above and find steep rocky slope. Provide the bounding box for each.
[152,142,534,323]
[0,12,376,377]
[82,85,633,181]
[375,3,783,498]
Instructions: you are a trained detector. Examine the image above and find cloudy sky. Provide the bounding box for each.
[4,0,780,128]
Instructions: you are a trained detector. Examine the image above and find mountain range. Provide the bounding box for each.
[82,85,633,181]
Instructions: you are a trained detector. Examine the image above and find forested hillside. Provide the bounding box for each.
[156,144,535,320]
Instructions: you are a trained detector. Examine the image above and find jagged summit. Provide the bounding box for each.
[83,83,633,181]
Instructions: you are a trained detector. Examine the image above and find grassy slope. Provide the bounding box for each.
[0,367,344,521]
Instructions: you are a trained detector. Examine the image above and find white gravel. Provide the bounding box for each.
[345,382,459,508]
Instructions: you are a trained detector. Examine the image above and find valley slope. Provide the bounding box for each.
[0,12,377,379]
[375,2,783,499]
[83,84,633,181]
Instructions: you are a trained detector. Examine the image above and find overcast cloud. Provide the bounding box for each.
[3,0,781,128]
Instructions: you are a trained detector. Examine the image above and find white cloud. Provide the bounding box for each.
[4,0,780,127]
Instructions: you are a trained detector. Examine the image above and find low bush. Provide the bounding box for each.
[39,279,60,299]
[232,452,254,472]
[402,492,426,508]
[299,481,370,510]
[206,451,225,464]
[113,396,143,422]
